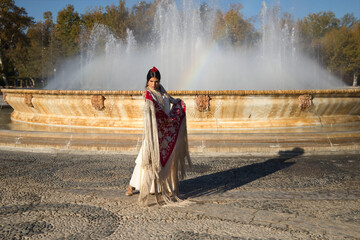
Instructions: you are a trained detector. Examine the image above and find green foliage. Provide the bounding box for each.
[294,11,360,85]
[0,0,33,79]
[297,11,337,58]
[300,11,339,38]
[20,11,55,79]
[53,5,81,58]
[320,24,360,84]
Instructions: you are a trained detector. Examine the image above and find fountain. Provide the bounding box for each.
[1,0,359,154]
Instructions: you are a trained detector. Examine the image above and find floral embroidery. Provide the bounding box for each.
[145,91,186,167]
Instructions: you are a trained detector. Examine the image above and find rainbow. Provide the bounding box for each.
[180,28,228,90]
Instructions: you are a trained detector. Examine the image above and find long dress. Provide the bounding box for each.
[129,94,171,192]
[129,85,191,205]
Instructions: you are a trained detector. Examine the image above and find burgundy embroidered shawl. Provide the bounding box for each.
[145,90,186,167]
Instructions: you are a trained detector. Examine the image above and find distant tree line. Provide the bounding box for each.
[0,0,359,88]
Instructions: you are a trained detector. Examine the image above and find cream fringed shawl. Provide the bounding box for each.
[139,87,192,205]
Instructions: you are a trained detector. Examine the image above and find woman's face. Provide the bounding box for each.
[148,77,160,90]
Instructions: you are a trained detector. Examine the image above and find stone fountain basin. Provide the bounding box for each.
[1,89,360,131]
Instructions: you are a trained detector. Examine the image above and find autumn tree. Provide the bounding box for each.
[129,1,155,45]
[82,6,105,32]
[103,0,129,40]
[213,10,227,43]
[216,4,258,46]
[320,23,360,85]
[340,13,359,28]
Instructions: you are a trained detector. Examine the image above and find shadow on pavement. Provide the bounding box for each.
[180,147,304,198]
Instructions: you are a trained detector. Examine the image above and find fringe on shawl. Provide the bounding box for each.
[139,98,161,205]
[154,116,192,205]
[139,97,192,206]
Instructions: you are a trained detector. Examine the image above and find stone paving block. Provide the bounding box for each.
[253,209,293,225]
[187,202,256,224]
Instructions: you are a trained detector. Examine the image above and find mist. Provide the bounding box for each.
[46,0,344,91]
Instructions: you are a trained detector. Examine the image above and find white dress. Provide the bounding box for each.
[129,94,171,191]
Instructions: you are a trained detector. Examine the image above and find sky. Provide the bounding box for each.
[15,0,360,25]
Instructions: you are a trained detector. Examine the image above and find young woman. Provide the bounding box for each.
[126,67,191,205]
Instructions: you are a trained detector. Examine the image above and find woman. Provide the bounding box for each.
[126,66,191,205]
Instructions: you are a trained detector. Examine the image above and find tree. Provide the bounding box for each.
[340,13,359,28]
[296,11,359,85]
[320,23,360,85]
[296,11,340,53]
[213,10,227,44]
[80,7,106,57]
[82,6,105,32]
[281,13,295,32]
[53,4,81,58]
[213,4,259,46]
[199,2,210,23]
[19,11,55,79]
[0,0,33,83]
[129,1,155,45]
[103,0,129,40]
[222,3,258,46]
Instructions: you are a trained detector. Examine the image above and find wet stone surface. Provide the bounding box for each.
[0,149,359,239]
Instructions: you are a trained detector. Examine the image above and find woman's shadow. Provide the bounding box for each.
[180,147,304,198]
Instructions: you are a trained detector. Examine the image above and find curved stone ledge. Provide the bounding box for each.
[2,88,360,129]
[2,88,360,96]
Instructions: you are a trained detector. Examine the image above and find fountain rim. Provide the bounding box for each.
[2,88,360,96]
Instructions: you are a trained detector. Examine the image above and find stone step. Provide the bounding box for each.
[1,128,359,155]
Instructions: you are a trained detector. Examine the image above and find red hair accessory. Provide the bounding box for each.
[150,66,158,72]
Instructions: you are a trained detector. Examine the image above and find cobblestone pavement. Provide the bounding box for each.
[0,149,359,239]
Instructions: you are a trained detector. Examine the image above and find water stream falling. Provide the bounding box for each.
[45,0,343,91]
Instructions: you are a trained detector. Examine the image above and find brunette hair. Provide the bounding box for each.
[146,66,161,88]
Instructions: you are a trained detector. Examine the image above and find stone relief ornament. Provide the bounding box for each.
[298,94,313,110]
[91,95,105,111]
[24,93,33,108]
[195,95,211,112]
